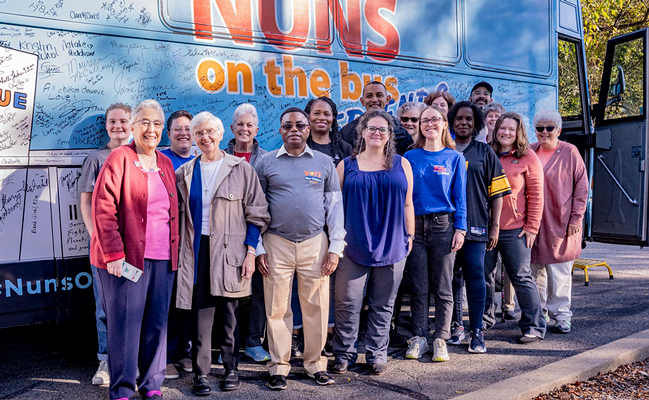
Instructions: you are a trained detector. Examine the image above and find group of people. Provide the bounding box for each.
[81,79,589,400]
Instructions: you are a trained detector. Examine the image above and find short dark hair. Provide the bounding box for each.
[166,110,193,132]
[448,100,485,137]
[280,107,308,122]
[363,80,387,93]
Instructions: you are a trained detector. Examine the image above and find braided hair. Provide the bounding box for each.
[304,96,344,163]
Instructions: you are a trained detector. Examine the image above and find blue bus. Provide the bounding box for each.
[0,0,599,327]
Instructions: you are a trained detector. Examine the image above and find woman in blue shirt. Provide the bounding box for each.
[332,110,414,376]
[403,105,467,362]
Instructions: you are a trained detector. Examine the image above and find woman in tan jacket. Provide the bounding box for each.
[175,111,270,395]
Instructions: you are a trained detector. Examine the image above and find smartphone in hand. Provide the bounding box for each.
[120,261,143,283]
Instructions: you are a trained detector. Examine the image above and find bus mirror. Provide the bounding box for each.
[609,65,626,97]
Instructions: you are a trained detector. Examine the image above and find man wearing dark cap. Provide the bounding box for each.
[469,81,493,111]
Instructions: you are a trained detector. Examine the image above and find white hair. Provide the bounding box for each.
[190,111,224,135]
[131,99,164,124]
[533,109,562,129]
[232,103,259,126]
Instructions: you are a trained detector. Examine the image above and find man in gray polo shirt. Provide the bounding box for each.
[255,107,345,391]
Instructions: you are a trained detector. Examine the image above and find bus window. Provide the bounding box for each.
[604,37,645,120]
[558,39,583,121]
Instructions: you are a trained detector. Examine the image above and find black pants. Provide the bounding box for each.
[192,235,240,375]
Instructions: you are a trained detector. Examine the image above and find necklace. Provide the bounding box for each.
[138,153,157,171]
[201,160,220,194]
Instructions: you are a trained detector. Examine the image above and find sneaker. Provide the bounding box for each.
[308,371,334,385]
[92,360,110,386]
[552,319,571,334]
[322,332,334,357]
[244,346,271,362]
[176,357,193,373]
[192,375,211,396]
[291,334,303,358]
[368,363,387,375]
[447,323,465,345]
[468,329,487,353]
[518,334,542,344]
[432,338,450,362]
[331,362,348,374]
[267,375,287,390]
[405,336,429,359]
[165,363,179,379]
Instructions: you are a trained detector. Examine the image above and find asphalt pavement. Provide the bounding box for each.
[1,241,649,400]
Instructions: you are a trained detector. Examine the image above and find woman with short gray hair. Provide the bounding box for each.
[226,103,268,167]
[397,102,427,142]
[530,109,587,335]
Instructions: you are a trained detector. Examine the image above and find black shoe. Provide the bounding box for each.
[368,363,387,375]
[389,329,408,348]
[192,375,211,396]
[331,362,348,374]
[322,332,334,357]
[504,310,517,320]
[518,334,542,344]
[291,333,303,358]
[267,375,287,390]
[221,370,239,391]
[308,371,334,386]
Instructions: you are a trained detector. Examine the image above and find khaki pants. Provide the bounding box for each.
[263,232,329,376]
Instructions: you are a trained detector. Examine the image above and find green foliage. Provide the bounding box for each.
[583,0,649,104]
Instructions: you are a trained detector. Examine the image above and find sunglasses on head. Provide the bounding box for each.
[400,116,419,123]
[535,125,556,133]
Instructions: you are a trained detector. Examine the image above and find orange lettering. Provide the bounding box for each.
[385,76,399,103]
[283,56,308,98]
[263,59,282,97]
[340,61,362,101]
[226,61,254,95]
[309,69,331,97]
[0,90,10,107]
[196,58,226,93]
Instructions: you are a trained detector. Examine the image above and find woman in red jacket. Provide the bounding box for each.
[91,99,179,400]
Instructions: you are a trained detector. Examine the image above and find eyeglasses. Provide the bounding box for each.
[400,116,419,123]
[420,117,442,126]
[365,126,389,135]
[281,122,308,131]
[171,127,191,133]
[194,129,217,137]
[535,125,556,133]
[137,119,164,129]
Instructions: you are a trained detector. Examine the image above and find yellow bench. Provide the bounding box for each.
[572,258,614,286]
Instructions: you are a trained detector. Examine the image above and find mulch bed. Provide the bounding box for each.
[533,358,649,399]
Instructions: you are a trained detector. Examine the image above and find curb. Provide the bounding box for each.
[452,328,649,400]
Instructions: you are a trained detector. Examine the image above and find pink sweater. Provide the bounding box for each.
[531,141,588,264]
[499,150,544,233]
[90,142,179,271]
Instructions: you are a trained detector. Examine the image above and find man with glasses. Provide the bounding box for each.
[340,81,413,155]
[469,81,494,111]
[254,107,345,390]
[161,110,194,170]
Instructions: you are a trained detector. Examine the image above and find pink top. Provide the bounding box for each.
[144,170,171,260]
[535,145,555,167]
[498,150,544,233]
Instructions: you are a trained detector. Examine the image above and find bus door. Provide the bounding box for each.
[591,29,648,245]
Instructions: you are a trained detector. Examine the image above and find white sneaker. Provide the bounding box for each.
[405,336,429,359]
[92,360,110,386]
[432,338,450,362]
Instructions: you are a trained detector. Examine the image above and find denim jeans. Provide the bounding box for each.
[452,240,487,331]
[406,213,455,339]
[485,228,546,337]
[91,265,108,361]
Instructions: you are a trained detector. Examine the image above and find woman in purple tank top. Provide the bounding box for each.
[331,110,414,376]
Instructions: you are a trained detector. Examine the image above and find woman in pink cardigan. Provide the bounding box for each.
[486,112,546,343]
[530,110,588,334]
